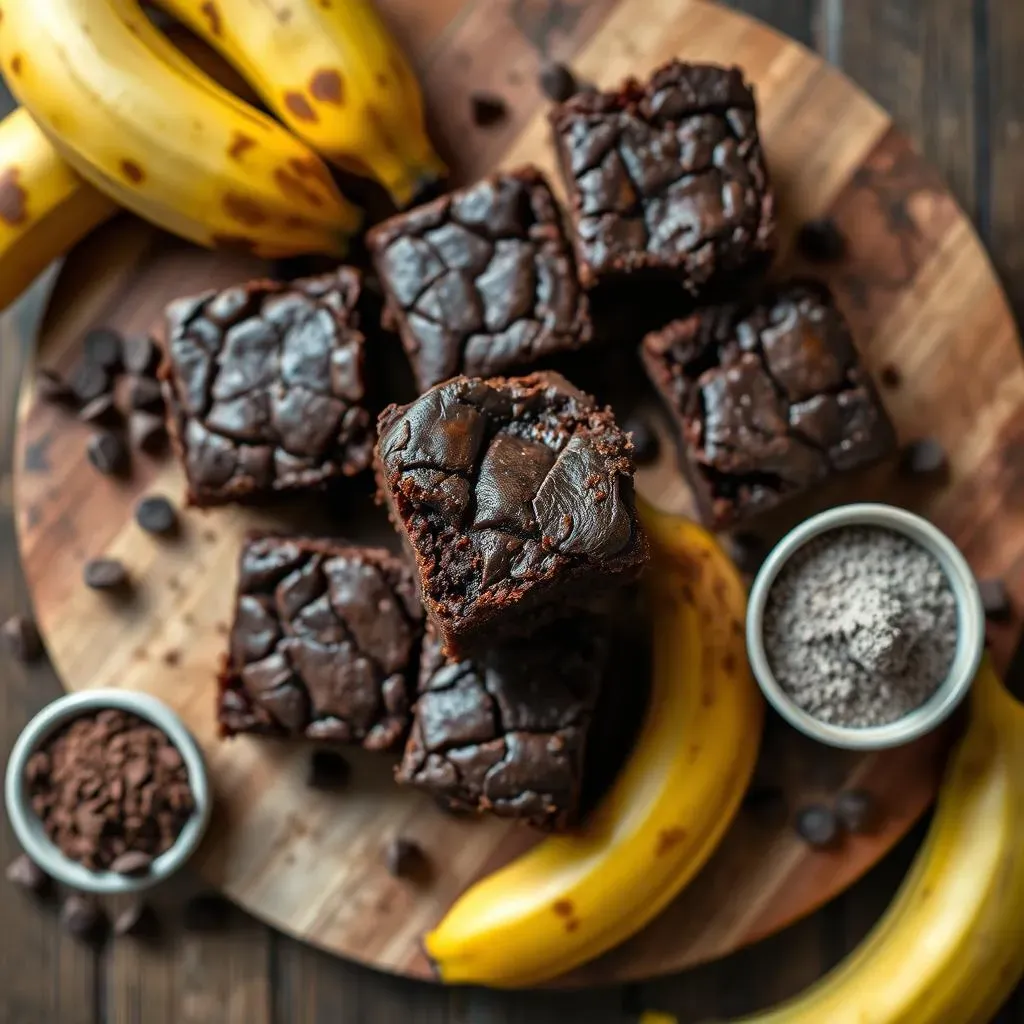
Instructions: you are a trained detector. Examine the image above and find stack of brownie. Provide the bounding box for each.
[151,59,895,832]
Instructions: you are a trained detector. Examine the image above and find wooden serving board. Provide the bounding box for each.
[12,0,1024,986]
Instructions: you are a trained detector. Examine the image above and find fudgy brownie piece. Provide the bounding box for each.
[396,621,606,830]
[366,167,591,392]
[217,536,424,751]
[550,61,775,291]
[641,281,896,529]
[158,269,374,506]
[375,371,647,657]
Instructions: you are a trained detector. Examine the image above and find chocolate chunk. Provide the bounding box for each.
[70,362,112,405]
[741,784,787,827]
[5,853,49,895]
[469,91,508,127]
[2,615,43,662]
[35,368,75,405]
[79,394,121,426]
[539,61,578,102]
[879,364,902,389]
[110,851,153,876]
[129,411,168,454]
[127,376,165,411]
[899,438,948,477]
[978,578,1011,622]
[794,804,839,848]
[83,558,129,591]
[183,892,232,931]
[383,837,426,879]
[307,749,351,790]
[796,217,847,262]
[624,414,659,465]
[87,430,129,476]
[135,495,177,536]
[834,789,879,835]
[83,327,124,370]
[730,532,769,575]
[114,900,158,938]
[61,895,106,941]
[122,335,161,377]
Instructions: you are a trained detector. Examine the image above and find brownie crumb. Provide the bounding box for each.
[879,363,902,389]
[79,394,120,426]
[127,376,164,411]
[87,431,129,476]
[5,853,49,895]
[794,804,839,848]
[899,438,948,478]
[70,362,112,406]
[834,789,878,835]
[624,414,660,465]
[183,892,232,932]
[539,61,578,102]
[83,558,129,591]
[135,495,177,536]
[2,615,43,662]
[469,91,508,127]
[35,369,75,405]
[122,336,160,377]
[978,578,1011,622]
[383,837,426,880]
[83,327,124,370]
[61,894,107,942]
[129,411,168,454]
[114,900,158,938]
[796,217,847,262]
[308,749,351,790]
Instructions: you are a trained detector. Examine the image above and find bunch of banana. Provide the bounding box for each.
[426,501,765,988]
[639,657,1024,1024]
[0,0,362,260]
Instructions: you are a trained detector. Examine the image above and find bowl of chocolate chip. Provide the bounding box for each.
[4,690,211,893]
[746,503,985,750]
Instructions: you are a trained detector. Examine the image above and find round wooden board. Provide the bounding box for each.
[12,0,1024,987]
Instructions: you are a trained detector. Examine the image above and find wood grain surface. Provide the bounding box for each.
[3,0,1024,1019]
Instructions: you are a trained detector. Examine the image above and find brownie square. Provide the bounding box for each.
[395,620,606,830]
[158,269,374,506]
[641,281,896,529]
[550,61,775,292]
[374,371,648,658]
[217,536,424,751]
[366,166,591,392]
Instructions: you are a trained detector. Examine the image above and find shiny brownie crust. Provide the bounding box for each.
[158,269,373,506]
[217,535,424,751]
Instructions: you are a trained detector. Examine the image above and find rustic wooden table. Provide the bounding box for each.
[2,1,1023,1021]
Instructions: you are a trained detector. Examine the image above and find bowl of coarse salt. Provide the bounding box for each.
[746,503,985,750]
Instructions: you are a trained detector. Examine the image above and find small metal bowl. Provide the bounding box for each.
[5,690,211,894]
[746,503,985,750]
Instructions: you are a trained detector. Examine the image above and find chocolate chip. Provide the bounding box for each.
[114,900,158,938]
[978,578,1011,622]
[2,615,43,662]
[110,851,153,877]
[135,495,177,536]
[61,894,106,941]
[308,749,350,790]
[122,335,160,377]
[83,327,124,370]
[470,92,508,127]
[79,394,121,426]
[899,438,948,477]
[742,784,787,827]
[794,804,839,848]
[87,430,129,476]
[70,362,112,405]
[183,892,232,931]
[83,558,129,591]
[834,789,878,835]
[6,853,49,895]
[539,61,578,102]
[127,376,164,411]
[730,532,769,575]
[624,414,659,465]
[879,363,902,389]
[796,217,847,262]
[383,837,426,879]
[35,368,75,405]
[129,410,168,454]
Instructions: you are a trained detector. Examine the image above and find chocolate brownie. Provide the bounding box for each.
[396,621,606,830]
[641,281,896,529]
[375,371,648,657]
[367,167,591,392]
[550,61,775,292]
[158,269,374,506]
[217,536,424,751]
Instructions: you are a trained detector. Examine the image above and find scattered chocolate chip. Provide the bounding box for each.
[70,362,112,405]
[384,837,426,879]
[741,784,787,827]
[6,853,49,895]
[794,804,839,848]
[879,363,902,389]
[35,368,75,405]
[87,430,129,476]
[83,327,124,370]
[114,900,158,938]
[183,892,232,932]
[135,495,177,536]
[60,894,106,942]
[730,532,769,574]
[796,217,847,262]
[899,438,948,477]
[978,577,1012,622]
[110,851,153,877]
[539,61,578,102]
[2,615,43,662]
[834,789,878,835]
[122,335,160,377]
[83,558,129,591]
[129,410,168,454]
[624,414,660,465]
[308,749,351,790]
[126,376,164,411]
[78,394,121,426]
[469,91,508,127]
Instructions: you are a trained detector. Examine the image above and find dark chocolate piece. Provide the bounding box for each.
[794,804,839,848]
[70,362,112,405]
[123,335,161,377]
[83,558,129,591]
[83,327,124,370]
[87,431,129,476]
[114,900,158,938]
[539,62,578,102]
[127,376,164,411]
[135,495,178,536]
[79,394,120,426]
[899,438,948,477]
[61,895,106,941]
[307,749,351,790]
[978,578,1011,622]
[796,217,847,263]
[834,789,879,835]
[470,92,508,126]
[2,615,43,662]
[383,837,426,879]
[623,413,659,465]
[129,411,168,453]
[5,853,49,895]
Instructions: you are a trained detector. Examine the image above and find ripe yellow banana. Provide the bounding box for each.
[0,109,116,312]
[640,658,1024,1024]
[150,0,446,206]
[426,502,765,987]
[0,0,361,259]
